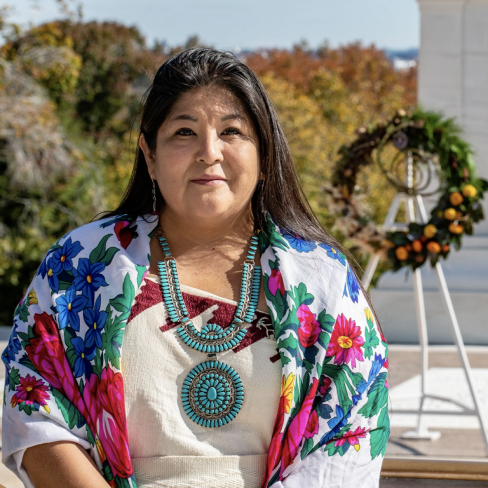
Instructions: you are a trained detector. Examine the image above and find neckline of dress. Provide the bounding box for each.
[144,273,269,315]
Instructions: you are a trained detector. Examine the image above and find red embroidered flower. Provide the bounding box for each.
[268,269,285,297]
[11,374,49,408]
[319,377,332,396]
[26,313,87,417]
[326,314,364,368]
[304,409,319,439]
[280,378,319,476]
[334,426,367,451]
[84,367,132,478]
[297,304,322,348]
[114,221,133,250]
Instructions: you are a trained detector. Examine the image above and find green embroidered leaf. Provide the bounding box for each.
[114,475,132,488]
[89,234,119,266]
[280,355,291,366]
[136,265,147,288]
[52,388,86,429]
[8,367,20,391]
[358,372,388,418]
[93,348,103,378]
[303,359,314,374]
[18,402,34,415]
[18,331,31,349]
[109,273,135,321]
[363,311,380,360]
[317,310,335,335]
[300,437,314,460]
[322,364,356,412]
[289,283,314,308]
[263,272,287,325]
[15,302,30,322]
[317,331,330,349]
[86,423,96,446]
[64,328,78,370]
[370,405,390,459]
[277,334,298,352]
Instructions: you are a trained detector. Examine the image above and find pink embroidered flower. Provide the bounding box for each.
[91,367,132,478]
[327,314,364,368]
[304,409,319,439]
[297,304,322,348]
[280,378,319,475]
[26,313,87,417]
[334,427,367,451]
[319,377,332,396]
[268,269,285,297]
[11,374,49,408]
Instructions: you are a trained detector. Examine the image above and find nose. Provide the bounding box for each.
[195,130,224,164]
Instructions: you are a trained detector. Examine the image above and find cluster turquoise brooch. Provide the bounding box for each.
[157,230,261,428]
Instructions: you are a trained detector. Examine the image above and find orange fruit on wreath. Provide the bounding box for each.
[443,208,457,221]
[426,241,441,254]
[462,184,477,198]
[395,246,409,261]
[442,244,450,253]
[449,192,464,206]
[448,223,464,234]
[423,224,437,239]
[412,240,423,253]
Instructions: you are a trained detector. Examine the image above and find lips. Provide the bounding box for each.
[191,175,227,185]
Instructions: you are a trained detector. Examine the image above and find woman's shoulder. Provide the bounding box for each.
[48,214,158,252]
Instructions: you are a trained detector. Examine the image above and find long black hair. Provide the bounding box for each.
[103,48,380,326]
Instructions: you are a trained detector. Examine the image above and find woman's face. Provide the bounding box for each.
[141,86,261,226]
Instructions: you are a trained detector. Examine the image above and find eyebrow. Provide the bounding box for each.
[169,113,247,123]
[221,113,247,123]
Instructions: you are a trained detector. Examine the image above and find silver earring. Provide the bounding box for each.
[152,180,157,213]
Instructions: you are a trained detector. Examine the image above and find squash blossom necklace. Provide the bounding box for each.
[156,229,261,428]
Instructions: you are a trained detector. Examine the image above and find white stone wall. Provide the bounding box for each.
[417,0,488,181]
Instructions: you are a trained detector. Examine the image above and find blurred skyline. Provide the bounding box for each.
[3,0,420,51]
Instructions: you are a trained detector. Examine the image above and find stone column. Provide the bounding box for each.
[417,0,488,181]
[371,0,488,345]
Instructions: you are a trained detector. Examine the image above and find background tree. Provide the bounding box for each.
[0,9,417,323]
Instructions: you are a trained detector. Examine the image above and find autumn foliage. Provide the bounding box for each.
[0,12,417,322]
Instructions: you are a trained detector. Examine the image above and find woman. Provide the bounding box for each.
[2,48,389,488]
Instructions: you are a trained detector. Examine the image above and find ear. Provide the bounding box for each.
[139,133,156,180]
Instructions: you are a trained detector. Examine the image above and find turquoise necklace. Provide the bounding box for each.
[156,229,261,428]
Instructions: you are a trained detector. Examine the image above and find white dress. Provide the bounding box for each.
[123,275,281,488]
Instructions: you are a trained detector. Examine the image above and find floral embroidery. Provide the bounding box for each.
[2,214,388,488]
[327,314,365,368]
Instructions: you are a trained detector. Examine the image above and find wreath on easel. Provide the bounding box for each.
[323,108,488,272]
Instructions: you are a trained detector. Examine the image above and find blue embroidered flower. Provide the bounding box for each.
[3,327,21,362]
[83,295,108,349]
[319,243,346,265]
[55,288,88,331]
[73,258,108,304]
[44,256,64,292]
[52,238,83,273]
[281,231,317,253]
[71,337,96,378]
[343,265,360,303]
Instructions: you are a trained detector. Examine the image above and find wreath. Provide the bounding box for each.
[323,108,488,272]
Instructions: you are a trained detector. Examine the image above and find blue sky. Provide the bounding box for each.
[4,0,420,51]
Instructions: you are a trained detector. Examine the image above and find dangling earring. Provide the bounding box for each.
[152,180,157,213]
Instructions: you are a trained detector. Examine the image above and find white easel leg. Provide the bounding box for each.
[401,266,441,441]
[435,262,488,455]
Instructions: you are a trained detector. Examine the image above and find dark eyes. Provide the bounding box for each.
[174,127,242,136]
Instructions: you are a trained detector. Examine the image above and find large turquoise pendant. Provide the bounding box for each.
[156,231,260,428]
[182,360,244,428]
